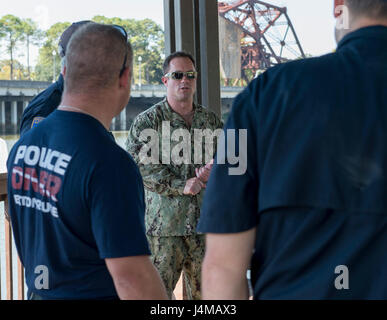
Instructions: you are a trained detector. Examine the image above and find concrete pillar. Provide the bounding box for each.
[111,115,116,131]
[11,101,18,126]
[120,108,127,131]
[0,101,5,125]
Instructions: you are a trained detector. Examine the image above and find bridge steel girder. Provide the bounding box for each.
[218,0,306,81]
[163,0,221,117]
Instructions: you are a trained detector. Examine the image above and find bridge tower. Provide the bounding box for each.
[218,0,305,85]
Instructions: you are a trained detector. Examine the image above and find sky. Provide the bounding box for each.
[0,0,337,66]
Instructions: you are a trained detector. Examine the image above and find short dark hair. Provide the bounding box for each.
[163,51,196,75]
[346,0,387,18]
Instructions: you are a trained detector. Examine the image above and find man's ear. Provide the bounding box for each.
[62,65,67,77]
[119,67,131,88]
[161,76,168,87]
[334,0,346,18]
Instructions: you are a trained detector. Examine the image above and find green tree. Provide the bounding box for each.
[0,14,25,80]
[22,18,43,80]
[34,17,165,84]
[92,16,165,84]
[35,22,70,81]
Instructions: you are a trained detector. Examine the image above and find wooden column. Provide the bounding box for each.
[17,255,25,300]
[4,199,13,300]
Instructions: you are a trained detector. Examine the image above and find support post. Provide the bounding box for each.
[5,206,13,300]
[17,257,25,300]
[23,101,29,111]
[11,101,18,126]
[164,0,176,56]
[0,101,5,125]
[198,0,221,116]
[120,107,127,131]
[174,0,196,56]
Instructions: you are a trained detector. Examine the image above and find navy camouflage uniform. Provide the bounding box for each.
[126,98,223,299]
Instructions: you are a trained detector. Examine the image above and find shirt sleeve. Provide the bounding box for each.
[126,115,186,197]
[88,151,151,259]
[197,81,260,233]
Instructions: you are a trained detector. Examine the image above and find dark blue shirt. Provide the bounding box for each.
[19,75,64,136]
[7,110,150,299]
[197,26,387,299]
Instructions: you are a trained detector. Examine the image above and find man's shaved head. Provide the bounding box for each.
[346,0,387,19]
[64,23,132,94]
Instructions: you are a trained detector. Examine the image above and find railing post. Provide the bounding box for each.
[18,255,25,300]
[5,198,13,300]
[1,172,25,300]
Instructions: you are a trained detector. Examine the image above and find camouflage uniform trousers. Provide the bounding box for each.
[147,234,205,300]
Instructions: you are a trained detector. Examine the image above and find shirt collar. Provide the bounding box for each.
[337,25,387,51]
[161,97,197,116]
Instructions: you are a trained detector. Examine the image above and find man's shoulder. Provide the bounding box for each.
[194,104,222,128]
[20,79,63,135]
[227,53,341,124]
[242,52,339,105]
[93,139,141,181]
[195,104,220,118]
[262,53,337,86]
[25,79,63,113]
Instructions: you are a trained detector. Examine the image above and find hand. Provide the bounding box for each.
[195,159,214,183]
[183,177,206,195]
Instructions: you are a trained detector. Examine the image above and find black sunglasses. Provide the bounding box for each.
[164,71,198,80]
[112,25,128,77]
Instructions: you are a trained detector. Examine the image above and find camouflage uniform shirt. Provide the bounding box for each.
[126,98,223,236]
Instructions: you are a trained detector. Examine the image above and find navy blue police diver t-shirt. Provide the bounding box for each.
[7,109,150,299]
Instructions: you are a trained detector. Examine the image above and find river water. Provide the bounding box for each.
[0,131,129,299]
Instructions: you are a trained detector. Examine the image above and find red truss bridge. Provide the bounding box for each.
[218,0,306,83]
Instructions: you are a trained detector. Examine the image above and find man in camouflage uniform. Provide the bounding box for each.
[126,51,223,299]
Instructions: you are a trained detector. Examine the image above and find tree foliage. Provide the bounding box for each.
[0,14,25,80]
[0,14,165,84]
[0,59,29,80]
[91,16,165,84]
[22,18,43,79]
[34,22,70,82]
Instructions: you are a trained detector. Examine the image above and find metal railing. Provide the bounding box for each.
[0,172,25,300]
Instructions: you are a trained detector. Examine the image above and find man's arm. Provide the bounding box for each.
[106,255,168,300]
[202,227,256,300]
